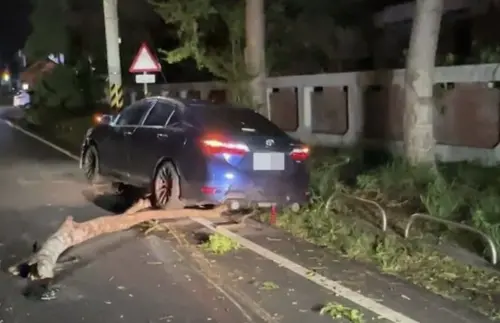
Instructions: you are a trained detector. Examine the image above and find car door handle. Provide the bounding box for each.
[124,130,133,136]
[157,133,169,139]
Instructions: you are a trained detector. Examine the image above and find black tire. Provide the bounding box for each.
[82,145,102,184]
[150,161,184,210]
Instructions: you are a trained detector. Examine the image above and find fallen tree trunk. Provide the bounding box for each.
[9,198,226,280]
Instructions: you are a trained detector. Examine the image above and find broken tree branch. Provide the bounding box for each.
[9,198,226,280]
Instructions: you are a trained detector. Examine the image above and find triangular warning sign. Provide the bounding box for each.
[129,42,161,73]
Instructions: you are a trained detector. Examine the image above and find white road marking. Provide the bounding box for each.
[3,119,79,161]
[3,119,419,323]
[192,217,418,323]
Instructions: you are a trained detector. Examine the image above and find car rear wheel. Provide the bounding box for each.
[82,145,102,184]
[151,161,184,210]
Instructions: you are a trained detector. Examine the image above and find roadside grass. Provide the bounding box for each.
[19,102,113,155]
[53,116,94,150]
[19,115,93,155]
[272,149,500,319]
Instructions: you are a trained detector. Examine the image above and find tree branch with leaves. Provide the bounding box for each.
[150,0,254,105]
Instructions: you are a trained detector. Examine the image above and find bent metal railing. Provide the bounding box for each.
[324,192,387,232]
[344,194,388,232]
[404,213,498,265]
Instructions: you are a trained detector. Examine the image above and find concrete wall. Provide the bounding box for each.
[125,64,500,165]
[373,0,477,26]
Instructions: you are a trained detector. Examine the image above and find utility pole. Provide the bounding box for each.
[403,0,443,164]
[245,0,266,115]
[103,0,124,110]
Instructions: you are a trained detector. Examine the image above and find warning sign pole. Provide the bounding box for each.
[142,72,148,96]
[129,43,162,98]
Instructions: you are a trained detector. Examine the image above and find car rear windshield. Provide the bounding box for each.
[190,105,287,137]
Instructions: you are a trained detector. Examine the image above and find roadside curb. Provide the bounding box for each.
[3,119,418,323]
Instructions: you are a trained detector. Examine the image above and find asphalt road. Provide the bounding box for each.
[0,106,495,323]
[0,107,377,323]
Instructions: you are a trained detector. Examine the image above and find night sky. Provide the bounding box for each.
[0,0,31,64]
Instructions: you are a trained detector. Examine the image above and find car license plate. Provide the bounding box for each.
[253,152,285,171]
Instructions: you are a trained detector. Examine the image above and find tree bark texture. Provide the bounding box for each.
[404,0,444,164]
[245,0,267,113]
[9,199,225,280]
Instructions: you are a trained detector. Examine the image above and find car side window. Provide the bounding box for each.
[166,111,182,127]
[142,101,174,127]
[115,101,151,126]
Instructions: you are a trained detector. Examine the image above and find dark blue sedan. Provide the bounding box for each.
[80,96,310,211]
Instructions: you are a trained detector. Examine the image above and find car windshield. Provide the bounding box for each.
[190,105,287,137]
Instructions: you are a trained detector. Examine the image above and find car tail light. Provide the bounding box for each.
[290,146,310,161]
[201,135,249,156]
[201,186,218,194]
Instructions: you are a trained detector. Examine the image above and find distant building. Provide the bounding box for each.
[20,59,57,88]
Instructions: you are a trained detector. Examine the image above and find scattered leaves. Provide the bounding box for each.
[201,233,240,255]
[259,281,279,290]
[320,302,364,323]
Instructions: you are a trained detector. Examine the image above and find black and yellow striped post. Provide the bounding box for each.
[109,83,124,110]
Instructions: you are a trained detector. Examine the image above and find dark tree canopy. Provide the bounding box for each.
[24,0,70,61]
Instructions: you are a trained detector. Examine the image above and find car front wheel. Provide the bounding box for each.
[82,145,102,184]
[150,161,184,210]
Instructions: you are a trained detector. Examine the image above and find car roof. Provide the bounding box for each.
[149,96,254,113]
[149,95,210,107]
[147,96,286,136]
